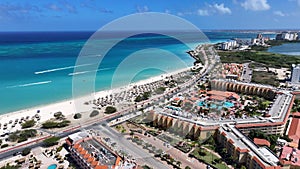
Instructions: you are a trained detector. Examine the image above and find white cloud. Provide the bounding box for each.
[212,3,232,14]
[241,0,270,11]
[198,9,209,16]
[273,11,285,17]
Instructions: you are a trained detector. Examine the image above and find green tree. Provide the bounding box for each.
[43,136,60,147]
[42,120,70,129]
[1,144,8,149]
[73,113,82,119]
[240,165,247,169]
[185,166,191,169]
[90,110,99,117]
[21,120,36,129]
[105,106,117,114]
[21,148,31,156]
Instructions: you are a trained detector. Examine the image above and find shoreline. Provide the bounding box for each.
[0,66,192,132]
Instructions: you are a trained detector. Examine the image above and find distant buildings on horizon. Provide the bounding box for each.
[218,31,299,51]
[276,31,299,41]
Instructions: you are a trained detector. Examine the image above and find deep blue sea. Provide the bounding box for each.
[0,31,275,114]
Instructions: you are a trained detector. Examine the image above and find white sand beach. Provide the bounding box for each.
[0,67,191,134]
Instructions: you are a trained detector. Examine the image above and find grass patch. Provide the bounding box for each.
[219,50,300,68]
[190,147,229,169]
[252,71,280,86]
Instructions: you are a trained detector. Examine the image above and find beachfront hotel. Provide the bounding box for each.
[147,79,297,168]
[65,132,123,169]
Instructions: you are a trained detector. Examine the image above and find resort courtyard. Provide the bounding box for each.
[168,82,273,121]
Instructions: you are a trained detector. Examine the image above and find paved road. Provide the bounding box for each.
[241,63,252,83]
[94,124,169,169]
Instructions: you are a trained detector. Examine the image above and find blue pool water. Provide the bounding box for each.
[198,101,234,110]
[47,164,57,169]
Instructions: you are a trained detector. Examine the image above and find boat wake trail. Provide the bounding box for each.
[68,67,115,76]
[6,81,52,88]
[34,63,94,74]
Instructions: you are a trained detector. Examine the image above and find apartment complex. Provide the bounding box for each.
[276,32,299,41]
[66,132,122,169]
[217,124,282,169]
[291,64,300,84]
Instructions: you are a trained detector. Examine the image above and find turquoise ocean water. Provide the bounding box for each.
[0,31,275,114]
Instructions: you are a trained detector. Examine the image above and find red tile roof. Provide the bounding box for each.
[288,116,300,144]
[80,149,87,155]
[254,138,271,147]
[228,139,234,144]
[280,146,300,167]
[87,157,94,163]
[91,160,98,167]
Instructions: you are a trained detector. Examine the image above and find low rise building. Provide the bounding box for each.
[65,132,123,169]
[288,113,300,145]
[217,124,282,169]
[280,146,300,169]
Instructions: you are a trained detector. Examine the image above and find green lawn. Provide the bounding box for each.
[191,148,230,169]
[252,71,279,87]
[219,50,300,68]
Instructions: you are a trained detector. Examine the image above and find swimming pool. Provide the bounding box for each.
[198,101,234,110]
[47,164,57,169]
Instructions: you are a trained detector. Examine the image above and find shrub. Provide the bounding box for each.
[8,129,37,143]
[42,120,70,129]
[214,158,222,163]
[0,164,20,169]
[135,92,151,102]
[43,137,60,147]
[21,120,36,129]
[21,148,31,156]
[90,110,99,117]
[56,146,63,152]
[1,144,9,148]
[198,151,207,156]
[155,87,166,94]
[73,113,82,119]
[105,106,117,114]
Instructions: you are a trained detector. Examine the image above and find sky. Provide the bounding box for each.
[0,0,300,31]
